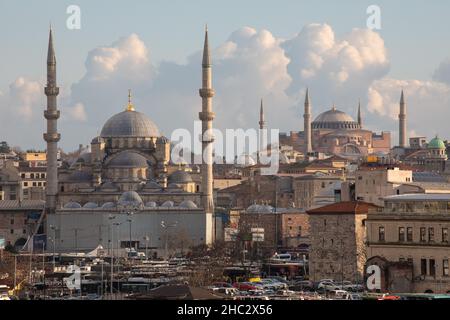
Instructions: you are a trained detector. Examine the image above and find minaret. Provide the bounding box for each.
[199,26,215,242]
[258,98,266,163]
[357,100,362,127]
[44,27,60,213]
[303,88,312,155]
[399,90,407,148]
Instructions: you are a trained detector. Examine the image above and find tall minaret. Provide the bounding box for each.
[357,100,362,127]
[258,98,266,163]
[43,27,60,213]
[199,26,215,242]
[303,88,312,155]
[399,90,407,148]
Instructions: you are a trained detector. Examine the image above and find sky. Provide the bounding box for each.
[1,0,450,151]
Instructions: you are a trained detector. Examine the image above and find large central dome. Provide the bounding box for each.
[100,110,160,138]
[312,107,360,130]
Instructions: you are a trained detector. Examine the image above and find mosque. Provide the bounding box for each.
[43,27,217,253]
[279,90,392,160]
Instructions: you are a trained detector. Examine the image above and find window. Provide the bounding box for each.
[10,219,14,225]
[298,226,302,237]
[398,227,405,242]
[429,228,435,242]
[24,182,28,187]
[407,227,413,242]
[421,259,427,276]
[444,259,449,277]
[407,258,413,265]
[420,228,426,242]
[21,173,25,178]
[379,226,385,242]
[443,228,449,243]
[10,229,14,234]
[429,259,436,277]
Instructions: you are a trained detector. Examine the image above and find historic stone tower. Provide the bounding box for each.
[399,90,407,148]
[199,26,215,242]
[303,88,312,155]
[43,27,60,213]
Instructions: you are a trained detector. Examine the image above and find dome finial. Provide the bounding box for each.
[126,89,135,111]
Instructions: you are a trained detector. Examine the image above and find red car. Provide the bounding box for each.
[233,282,258,291]
[213,282,233,288]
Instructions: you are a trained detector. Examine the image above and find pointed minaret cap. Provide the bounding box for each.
[305,88,310,105]
[47,26,56,65]
[202,24,211,67]
[357,99,362,126]
[400,89,405,104]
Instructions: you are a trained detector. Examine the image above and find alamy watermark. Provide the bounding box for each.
[63,265,81,290]
[66,5,81,30]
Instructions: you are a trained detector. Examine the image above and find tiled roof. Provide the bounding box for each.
[306,201,379,215]
[0,200,45,210]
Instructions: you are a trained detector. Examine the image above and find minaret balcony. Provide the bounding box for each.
[43,133,61,143]
[199,88,215,98]
[199,111,215,121]
[45,86,60,96]
[44,110,60,120]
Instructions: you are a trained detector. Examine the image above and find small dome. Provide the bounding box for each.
[118,191,143,206]
[179,200,198,209]
[67,170,93,182]
[102,202,116,209]
[246,203,274,213]
[247,204,262,213]
[145,201,157,208]
[64,202,82,209]
[428,136,446,149]
[108,151,149,168]
[100,110,160,138]
[168,170,193,184]
[83,202,98,209]
[160,200,174,208]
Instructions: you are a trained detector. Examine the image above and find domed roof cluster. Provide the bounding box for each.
[100,110,160,138]
[67,170,93,182]
[312,107,360,130]
[63,195,199,210]
[108,151,149,168]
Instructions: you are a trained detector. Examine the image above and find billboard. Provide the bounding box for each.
[33,234,47,251]
[0,238,5,250]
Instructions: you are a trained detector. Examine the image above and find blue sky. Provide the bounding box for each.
[1,0,450,150]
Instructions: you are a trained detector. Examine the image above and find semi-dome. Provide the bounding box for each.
[100,110,160,138]
[64,202,82,209]
[145,201,157,208]
[179,200,198,209]
[108,151,149,168]
[160,200,175,208]
[118,191,143,206]
[100,181,119,191]
[428,136,446,149]
[143,180,162,190]
[312,107,360,130]
[168,170,193,184]
[83,202,99,209]
[101,202,116,209]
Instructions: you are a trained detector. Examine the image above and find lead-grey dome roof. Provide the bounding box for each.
[64,202,82,209]
[108,151,149,168]
[168,170,193,183]
[100,110,160,138]
[67,170,93,182]
[118,191,143,206]
[83,202,98,209]
[179,200,198,209]
[312,107,360,130]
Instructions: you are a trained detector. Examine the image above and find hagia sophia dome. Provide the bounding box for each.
[312,106,361,130]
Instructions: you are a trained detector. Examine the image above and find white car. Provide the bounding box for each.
[318,281,341,291]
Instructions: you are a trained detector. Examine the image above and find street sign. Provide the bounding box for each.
[252,233,264,242]
[224,228,238,242]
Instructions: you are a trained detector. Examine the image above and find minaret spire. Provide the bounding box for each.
[304,88,312,155]
[44,27,60,214]
[258,98,267,164]
[357,99,362,127]
[199,26,215,244]
[126,89,135,111]
[259,98,266,129]
[399,89,407,148]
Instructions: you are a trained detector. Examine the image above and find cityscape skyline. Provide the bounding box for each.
[1,1,450,151]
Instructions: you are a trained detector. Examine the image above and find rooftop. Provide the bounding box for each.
[306,201,379,215]
[384,193,450,201]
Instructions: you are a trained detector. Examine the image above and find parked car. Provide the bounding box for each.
[318,281,341,292]
[290,280,314,292]
[233,282,258,291]
[216,287,240,296]
[212,282,233,288]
